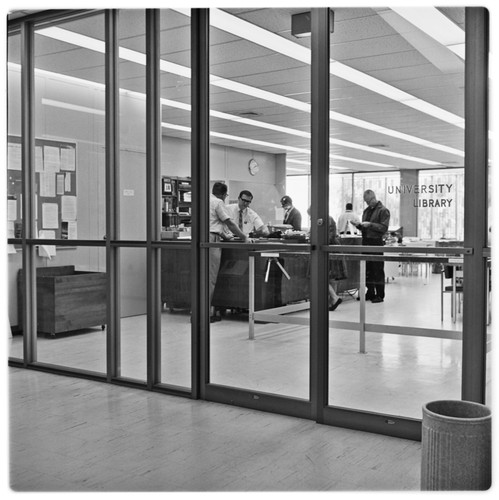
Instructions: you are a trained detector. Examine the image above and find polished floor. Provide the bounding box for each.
[8,367,423,492]
[9,271,491,421]
[7,270,493,492]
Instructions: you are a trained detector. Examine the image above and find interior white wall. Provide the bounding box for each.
[7,67,287,324]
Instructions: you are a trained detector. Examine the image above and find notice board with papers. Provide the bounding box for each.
[7,135,78,240]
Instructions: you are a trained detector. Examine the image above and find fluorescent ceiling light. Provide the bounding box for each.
[35,27,464,159]
[161,122,393,168]
[42,98,105,115]
[390,7,465,60]
[177,8,464,129]
[163,99,444,165]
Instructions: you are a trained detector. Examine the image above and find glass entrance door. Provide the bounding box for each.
[206,8,313,408]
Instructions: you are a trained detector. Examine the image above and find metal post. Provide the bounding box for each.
[105,9,121,380]
[145,8,162,388]
[248,255,255,340]
[310,8,331,421]
[462,7,489,402]
[359,260,366,353]
[191,8,210,397]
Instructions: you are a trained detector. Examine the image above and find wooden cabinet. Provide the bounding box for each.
[17,265,106,336]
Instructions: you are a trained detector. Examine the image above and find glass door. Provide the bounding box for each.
[323,7,490,434]
[206,8,313,411]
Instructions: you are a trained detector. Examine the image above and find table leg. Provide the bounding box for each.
[249,255,255,340]
[359,260,366,353]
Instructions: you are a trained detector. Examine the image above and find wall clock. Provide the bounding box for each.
[248,159,259,176]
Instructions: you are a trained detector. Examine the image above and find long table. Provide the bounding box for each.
[248,249,466,351]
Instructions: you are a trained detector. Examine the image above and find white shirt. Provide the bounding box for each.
[224,203,265,236]
[209,194,231,234]
[337,209,360,235]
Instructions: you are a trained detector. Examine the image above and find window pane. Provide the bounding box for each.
[328,7,466,419]
[159,8,193,389]
[209,8,311,398]
[33,14,106,242]
[32,246,107,373]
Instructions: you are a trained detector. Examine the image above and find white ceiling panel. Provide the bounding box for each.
[10,6,470,175]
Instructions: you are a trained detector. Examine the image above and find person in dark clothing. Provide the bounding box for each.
[280,195,302,231]
[355,189,390,303]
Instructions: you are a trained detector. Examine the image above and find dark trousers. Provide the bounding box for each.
[363,237,385,299]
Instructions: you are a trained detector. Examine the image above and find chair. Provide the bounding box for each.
[441,264,463,323]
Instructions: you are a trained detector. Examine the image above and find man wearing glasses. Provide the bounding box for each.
[224,190,269,238]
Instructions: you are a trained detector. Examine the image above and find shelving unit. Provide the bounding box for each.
[162,176,191,228]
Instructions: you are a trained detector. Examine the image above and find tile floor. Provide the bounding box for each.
[8,367,422,492]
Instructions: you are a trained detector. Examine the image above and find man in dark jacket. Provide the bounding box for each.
[355,189,390,302]
[280,195,302,231]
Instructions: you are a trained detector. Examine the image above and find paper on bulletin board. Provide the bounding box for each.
[7,199,17,221]
[60,147,76,171]
[8,143,22,171]
[65,172,72,192]
[61,195,77,221]
[43,145,61,172]
[42,202,59,229]
[39,172,56,197]
[56,174,65,195]
[35,145,44,172]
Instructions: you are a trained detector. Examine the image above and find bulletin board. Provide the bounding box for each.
[7,135,77,240]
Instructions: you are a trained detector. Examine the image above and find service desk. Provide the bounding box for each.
[160,245,310,311]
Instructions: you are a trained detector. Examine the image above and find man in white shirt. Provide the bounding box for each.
[337,202,360,235]
[209,182,248,322]
[224,190,269,238]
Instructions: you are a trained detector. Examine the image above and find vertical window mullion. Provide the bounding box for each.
[310,8,331,421]
[190,8,210,399]
[105,9,121,380]
[462,7,489,403]
[20,19,37,364]
[146,8,162,388]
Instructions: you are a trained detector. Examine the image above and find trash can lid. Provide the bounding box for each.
[424,400,491,420]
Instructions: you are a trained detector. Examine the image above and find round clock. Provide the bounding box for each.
[248,159,259,176]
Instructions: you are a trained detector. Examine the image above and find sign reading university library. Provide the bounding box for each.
[388,184,453,208]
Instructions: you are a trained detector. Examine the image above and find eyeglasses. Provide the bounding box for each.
[240,198,252,204]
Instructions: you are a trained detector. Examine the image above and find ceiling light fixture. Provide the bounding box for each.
[161,122,394,168]
[34,27,464,158]
[390,7,465,60]
[195,8,464,128]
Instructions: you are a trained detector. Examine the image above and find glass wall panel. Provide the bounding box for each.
[119,9,147,241]
[208,8,311,398]
[33,246,107,373]
[119,247,147,381]
[33,14,106,242]
[7,32,22,357]
[327,7,466,419]
[158,9,192,389]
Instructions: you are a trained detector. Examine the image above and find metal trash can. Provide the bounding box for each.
[421,400,491,490]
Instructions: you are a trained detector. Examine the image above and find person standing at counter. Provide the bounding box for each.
[209,182,249,322]
[355,189,390,303]
[224,190,269,238]
[281,195,302,230]
[337,202,360,235]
